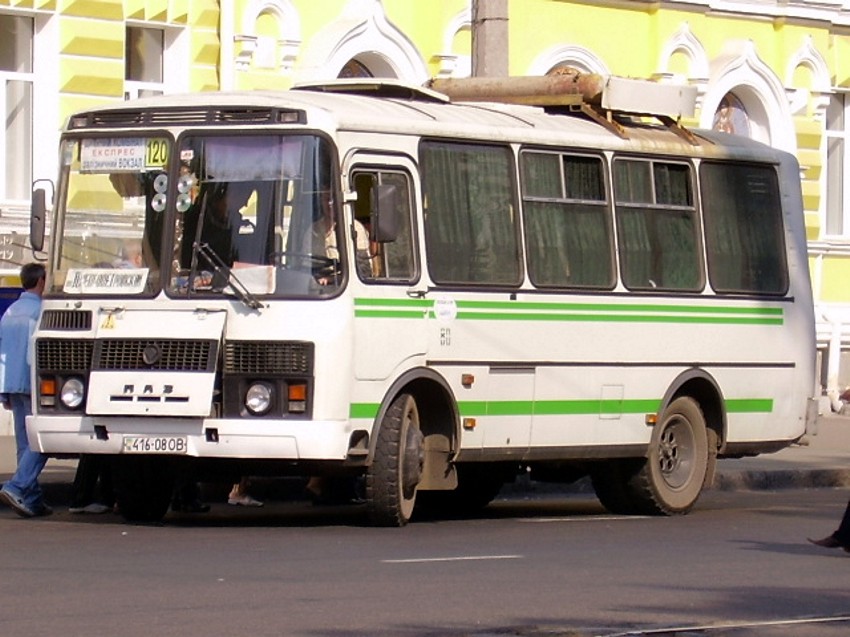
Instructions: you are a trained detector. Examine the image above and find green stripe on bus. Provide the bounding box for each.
[354,310,429,319]
[354,298,432,308]
[351,397,773,420]
[448,311,782,325]
[458,399,662,416]
[354,298,784,325]
[725,398,773,413]
[350,403,380,419]
[454,300,783,315]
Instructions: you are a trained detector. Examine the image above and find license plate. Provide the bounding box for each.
[122,435,188,454]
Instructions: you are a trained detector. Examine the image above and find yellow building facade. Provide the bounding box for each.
[1,0,849,402]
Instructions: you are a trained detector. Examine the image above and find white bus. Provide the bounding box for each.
[28,75,817,525]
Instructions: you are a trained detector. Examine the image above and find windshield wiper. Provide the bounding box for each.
[194,242,263,311]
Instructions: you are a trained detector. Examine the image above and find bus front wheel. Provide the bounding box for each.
[366,393,424,527]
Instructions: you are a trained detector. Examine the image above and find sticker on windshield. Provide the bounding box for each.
[64,268,149,294]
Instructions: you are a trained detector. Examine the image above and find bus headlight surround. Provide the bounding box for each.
[60,377,85,409]
[245,382,273,416]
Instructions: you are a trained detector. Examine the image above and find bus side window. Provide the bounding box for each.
[352,169,416,282]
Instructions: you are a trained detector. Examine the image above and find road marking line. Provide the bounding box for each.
[382,554,523,564]
[599,614,850,636]
[519,516,651,522]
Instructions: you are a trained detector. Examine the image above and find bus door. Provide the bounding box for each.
[346,154,423,382]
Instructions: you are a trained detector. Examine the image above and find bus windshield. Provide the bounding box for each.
[48,136,171,296]
[48,133,344,299]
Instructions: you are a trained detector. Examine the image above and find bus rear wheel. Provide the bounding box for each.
[366,393,424,527]
[592,397,709,516]
[633,396,709,515]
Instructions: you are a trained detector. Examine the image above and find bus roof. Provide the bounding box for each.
[66,78,787,164]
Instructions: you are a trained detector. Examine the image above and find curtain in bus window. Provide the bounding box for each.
[525,201,612,287]
[204,137,302,181]
[701,162,788,294]
[655,209,700,289]
[522,152,613,288]
[615,159,701,291]
[422,142,520,285]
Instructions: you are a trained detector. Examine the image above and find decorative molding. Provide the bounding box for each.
[656,22,709,82]
[235,0,301,73]
[294,0,427,82]
[433,4,471,78]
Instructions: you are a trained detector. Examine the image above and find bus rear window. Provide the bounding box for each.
[700,162,788,296]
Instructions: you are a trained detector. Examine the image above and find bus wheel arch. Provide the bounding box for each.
[366,369,459,525]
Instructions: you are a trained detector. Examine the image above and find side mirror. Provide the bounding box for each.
[30,187,46,253]
[372,183,399,243]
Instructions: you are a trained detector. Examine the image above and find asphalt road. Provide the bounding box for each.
[1,488,849,637]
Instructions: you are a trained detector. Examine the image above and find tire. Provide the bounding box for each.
[591,397,709,516]
[112,456,176,523]
[366,393,424,527]
[631,396,709,515]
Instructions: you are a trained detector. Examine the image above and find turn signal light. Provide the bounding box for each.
[39,378,56,407]
[288,382,307,413]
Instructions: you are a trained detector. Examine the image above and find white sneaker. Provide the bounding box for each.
[227,494,264,507]
[69,503,110,514]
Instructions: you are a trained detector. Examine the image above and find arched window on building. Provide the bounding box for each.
[712,93,751,137]
[339,58,373,78]
[546,61,593,76]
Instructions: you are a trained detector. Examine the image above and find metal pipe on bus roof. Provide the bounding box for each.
[425,72,605,107]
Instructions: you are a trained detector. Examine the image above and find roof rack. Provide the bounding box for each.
[293,72,701,145]
[425,70,700,144]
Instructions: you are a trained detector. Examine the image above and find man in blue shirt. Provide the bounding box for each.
[0,262,50,517]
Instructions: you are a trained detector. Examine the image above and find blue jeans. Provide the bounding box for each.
[3,393,47,509]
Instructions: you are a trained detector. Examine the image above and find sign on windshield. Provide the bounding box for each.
[80,138,169,173]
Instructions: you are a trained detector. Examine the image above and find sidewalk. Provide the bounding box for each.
[1,414,848,508]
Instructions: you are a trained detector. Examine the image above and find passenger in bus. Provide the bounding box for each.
[113,239,144,269]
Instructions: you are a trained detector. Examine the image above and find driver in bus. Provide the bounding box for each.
[312,190,372,284]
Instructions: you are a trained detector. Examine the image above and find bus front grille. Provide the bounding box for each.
[93,339,216,372]
[40,310,93,331]
[36,339,94,372]
[224,341,313,375]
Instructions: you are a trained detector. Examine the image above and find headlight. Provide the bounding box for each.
[60,377,85,409]
[245,382,273,415]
